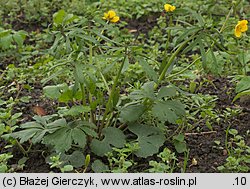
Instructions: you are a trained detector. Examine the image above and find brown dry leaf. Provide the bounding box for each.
[32,106,46,116]
[206,74,214,81]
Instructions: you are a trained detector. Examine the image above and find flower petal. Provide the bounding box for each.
[234,20,248,37]
[170,6,176,11]
[111,16,119,23]
[234,28,242,38]
[103,10,119,23]
[238,20,248,25]
[108,10,116,19]
[240,24,248,32]
[164,4,175,12]
[164,4,171,12]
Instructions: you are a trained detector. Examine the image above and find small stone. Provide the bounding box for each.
[192,158,198,166]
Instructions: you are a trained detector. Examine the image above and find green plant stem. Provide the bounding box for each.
[89,43,93,65]
[80,84,89,121]
[165,57,201,80]
[166,124,183,141]
[99,47,128,135]
[0,69,6,81]
[118,122,127,130]
[15,139,28,156]
[88,93,95,124]
[83,167,88,173]
[170,158,177,173]
[96,20,109,42]
[87,43,95,123]
[155,36,194,89]
[139,36,198,121]
[165,16,173,53]
[208,7,232,51]
[242,50,247,75]
[160,15,173,72]
[167,15,173,41]
[225,126,231,155]
[27,141,33,153]
[105,112,114,128]
[220,7,233,33]
[205,34,236,55]
[99,71,111,95]
[182,149,189,173]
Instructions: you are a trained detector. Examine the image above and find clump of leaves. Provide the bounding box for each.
[0,153,13,173]
[233,76,250,102]
[47,154,74,173]
[148,148,177,173]
[173,134,187,153]
[219,129,250,172]
[121,83,186,125]
[92,143,139,173]
[3,115,97,152]
[128,123,166,158]
[0,28,27,50]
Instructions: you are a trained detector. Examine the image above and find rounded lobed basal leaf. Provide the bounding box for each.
[128,123,165,158]
[92,160,109,173]
[90,127,126,156]
[152,100,185,124]
[119,104,146,123]
[60,151,85,168]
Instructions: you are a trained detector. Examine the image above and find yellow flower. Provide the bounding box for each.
[103,10,120,23]
[164,4,176,12]
[234,20,248,38]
